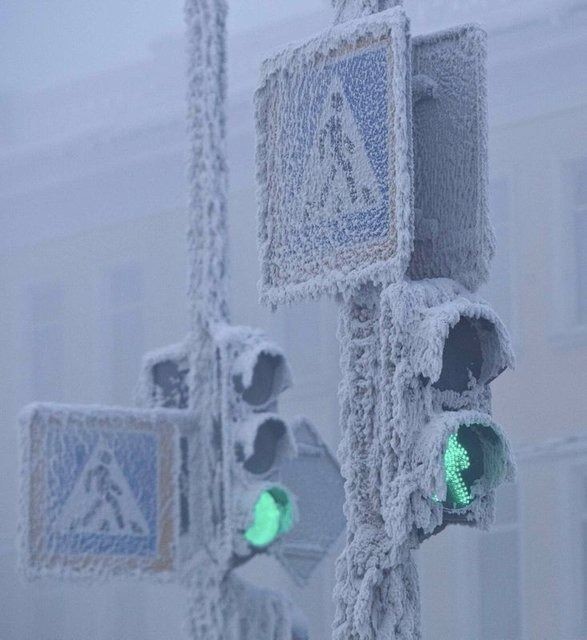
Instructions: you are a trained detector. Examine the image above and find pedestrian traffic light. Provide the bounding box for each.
[137,325,296,559]
[380,278,516,538]
[137,327,301,556]
[213,325,298,562]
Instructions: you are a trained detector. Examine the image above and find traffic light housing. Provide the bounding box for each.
[137,327,299,556]
[380,278,515,539]
[136,340,190,410]
[212,325,298,562]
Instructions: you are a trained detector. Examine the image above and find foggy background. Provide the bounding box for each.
[1,0,587,638]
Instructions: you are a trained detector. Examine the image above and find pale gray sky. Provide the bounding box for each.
[1,0,328,93]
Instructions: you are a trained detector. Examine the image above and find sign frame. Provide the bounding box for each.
[19,403,190,581]
[256,7,413,306]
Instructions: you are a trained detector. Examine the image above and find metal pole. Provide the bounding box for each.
[184,1,230,638]
[331,1,421,638]
[185,0,230,333]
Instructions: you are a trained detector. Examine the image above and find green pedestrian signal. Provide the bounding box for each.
[444,433,472,507]
[443,425,487,508]
[244,487,294,548]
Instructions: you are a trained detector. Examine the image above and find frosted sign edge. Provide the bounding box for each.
[18,403,185,582]
[255,7,414,307]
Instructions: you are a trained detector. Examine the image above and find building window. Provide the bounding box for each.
[28,282,65,401]
[106,264,145,405]
[480,178,513,331]
[570,158,587,325]
[478,482,522,640]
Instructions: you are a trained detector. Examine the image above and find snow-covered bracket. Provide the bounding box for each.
[19,403,195,580]
[256,7,413,306]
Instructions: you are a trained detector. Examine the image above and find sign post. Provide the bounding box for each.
[255,1,516,638]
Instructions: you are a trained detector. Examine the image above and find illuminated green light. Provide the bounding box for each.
[431,425,486,510]
[244,487,293,548]
[444,433,472,507]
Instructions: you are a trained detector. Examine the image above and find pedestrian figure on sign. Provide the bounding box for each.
[303,80,379,222]
[317,91,359,210]
[77,450,126,531]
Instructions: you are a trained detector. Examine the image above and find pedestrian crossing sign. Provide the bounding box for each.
[256,7,413,306]
[20,404,189,579]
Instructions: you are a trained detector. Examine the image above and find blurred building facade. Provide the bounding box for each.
[1,1,587,638]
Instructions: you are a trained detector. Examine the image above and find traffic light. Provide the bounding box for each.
[213,325,297,563]
[379,278,516,539]
[135,340,190,410]
[137,328,297,559]
[136,331,298,555]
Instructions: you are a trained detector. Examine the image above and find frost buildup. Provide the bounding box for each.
[137,321,344,639]
[255,0,516,638]
[19,404,188,581]
[256,6,413,306]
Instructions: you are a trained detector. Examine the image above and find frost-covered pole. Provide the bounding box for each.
[183,4,307,639]
[334,286,399,640]
[185,0,229,334]
[330,2,421,639]
[184,1,230,638]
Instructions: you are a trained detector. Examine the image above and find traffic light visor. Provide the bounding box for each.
[244,487,294,548]
[432,314,512,391]
[413,297,514,392]
[433,317,483,392]
[233,347,292,409]
[236,414,296,476]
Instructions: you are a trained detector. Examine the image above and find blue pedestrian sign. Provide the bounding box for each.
[20,403,191,579]
[256,7,413,306]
